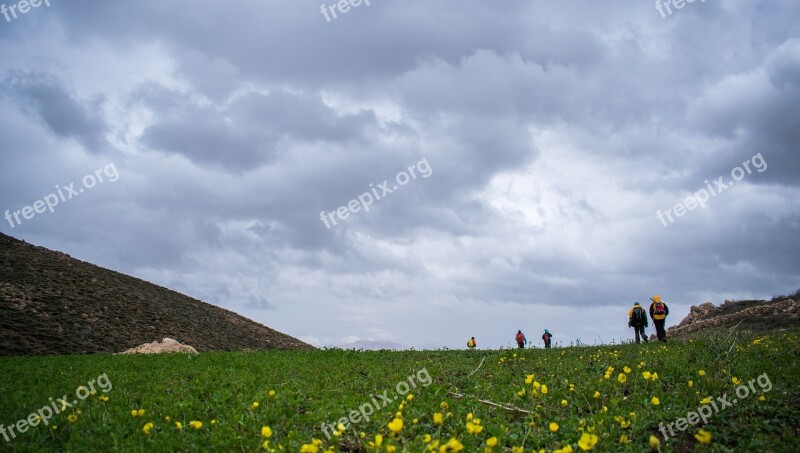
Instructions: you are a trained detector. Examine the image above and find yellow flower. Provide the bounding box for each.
[299,444,319,453]
[388,418,404,433]
[466,413,473,421]
[758,395,766,401]
[732,377,741,385]
[67,414,78,423]
[541,384,548,394]
[617,373,627,384]
[554,445,574,453]
[688,380,693,388]
[525,374,534,384]
[577,432,598,451]
[486,437,498,447]
[651,372,659,381]
[700,397,712,405]
[374,434,383,447]
[549,422,559,432]
[649,435,660,448]
[413,418,419,424]
[268,390,276,397]
[142,422,154,434]
[651,397,660,406]
[252,402,260,409]
[642,371,652,380]
[424,434,432,443]
[407,394,414,401]
[442,438,464,452]
[433,413,443,426]
[175,422,183,430]
[517,388,526,396]
[189,421,203,430]
[98,395,109,402]
[593,391,601,399]
[211,419,218,425]
[694,429,712,444]
[698,370,706,376]
[386,445,397,453]
[466,421,484,434]
[623,366,632,374]
[262,426,273,438]
[619,434,630,444]
[130,410,138,417]
[512,447,524,453]
[440,402,449,410]
[561,399,568,407]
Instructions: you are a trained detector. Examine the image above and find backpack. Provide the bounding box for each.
[467,339,475,348]
[653,302,666,316]
[516,333,525,343]
[632,307,646,323]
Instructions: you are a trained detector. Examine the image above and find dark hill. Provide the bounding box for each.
[0,233,312,355]
[668,291,800,338]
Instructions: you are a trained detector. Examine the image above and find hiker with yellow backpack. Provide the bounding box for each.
[467,337,477,349]
[649,295,670,342]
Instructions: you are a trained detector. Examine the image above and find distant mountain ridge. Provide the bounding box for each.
[668,291,800,338]
[0,233,312,355]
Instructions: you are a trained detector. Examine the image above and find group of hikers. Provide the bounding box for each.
[465,295,670,349]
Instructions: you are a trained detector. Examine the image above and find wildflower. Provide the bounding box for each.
[369,435,384,448]
[700,397,712,405]
[268,390,276,397]
[695,429,712,444]
[386,445,397,453]
[732,377,741,385]
[593,391,601,399]
[262,426,273,438]
[651,397,660,406]
[688,380,693,388]
[98,395,109,402]
[211,419,218,425]
[512,447,524,453]
[569,383,575,392]
[67,414,78,423]
[486,437,498,447]
[617,373,627,384]
[759,395,766,401]
[623,366,632,374]
[388,418,403,433]
[466,421,483,434]
[549,422,559,432]
[554,445,574,453]
[541,384,548,394]
[176,422,183,430]
[440,402,449,410]
[406,394,414,401]
[525,374,535,384]
[642,371,652,380]
[299,444,319,453]
[698,370,706,376]
[466,413,473,421]
[619,434,629,444]
[441,438,464,452]
[252,402,260,409]
[138,409,145,417]
[433,413,443,426]
[424,434,432,443]
[577,432,598,451]
[189,421,203,430]
[413,418,419,424]
[142,422,154,434]
[561,399,568,407]
[649,435,660,448]
[517,389,526,396]
[651,372,659,381]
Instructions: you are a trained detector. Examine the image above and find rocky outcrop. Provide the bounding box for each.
[668,296,800,337]
[120,338,198,354]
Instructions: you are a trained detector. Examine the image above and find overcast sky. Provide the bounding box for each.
[1,0,799,349]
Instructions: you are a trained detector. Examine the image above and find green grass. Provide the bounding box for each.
[1,331,799,452]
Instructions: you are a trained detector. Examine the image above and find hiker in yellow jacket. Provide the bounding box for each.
[467,337,477,349]
[649,295,670,342]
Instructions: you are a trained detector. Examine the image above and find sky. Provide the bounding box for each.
[1,0,799,350]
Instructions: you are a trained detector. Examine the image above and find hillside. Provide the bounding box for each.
[668,291,800,338]
[0,233,312,355]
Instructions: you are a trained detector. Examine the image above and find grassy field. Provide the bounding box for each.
[1,331,799,452]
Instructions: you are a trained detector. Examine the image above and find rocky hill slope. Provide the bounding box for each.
[0,233,312,355]
[668,291,800,338]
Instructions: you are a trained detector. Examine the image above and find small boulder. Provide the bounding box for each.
[119,337,198,355]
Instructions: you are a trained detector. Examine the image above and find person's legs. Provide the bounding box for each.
[655,320,666,341]
[634,327,641,344]
[641,326,649,342]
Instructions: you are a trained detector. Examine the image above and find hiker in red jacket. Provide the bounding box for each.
[542,329,553,349]
[515,330,527,349]
[467,337,477,349]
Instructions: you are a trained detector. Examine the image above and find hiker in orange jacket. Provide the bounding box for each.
[649,295,670,342]
[515,330,527,349]
[628,302,649,344]
[467,337,477,349]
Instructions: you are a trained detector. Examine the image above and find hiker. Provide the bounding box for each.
[542,329,553,349]
[628,302,649,344]
[467,337,477,349]
[649,295,670,342]
[515,330,527,349]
